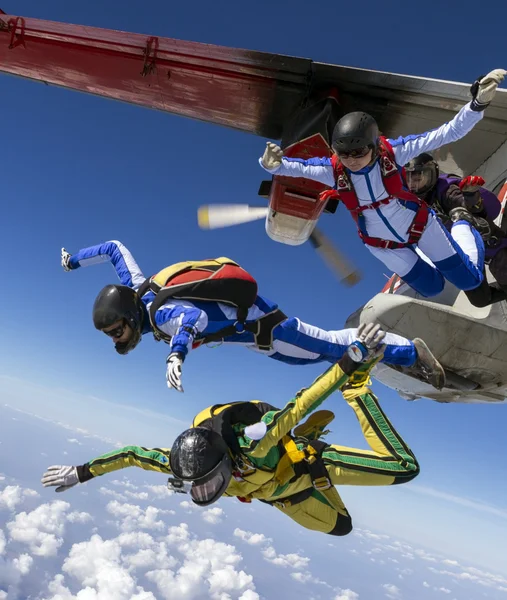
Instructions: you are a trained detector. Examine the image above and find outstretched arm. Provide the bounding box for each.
[61,240,145,291]
[391,102,483,167]
[393,69,506,166]
[258,142,335,186]
[41,446,172,492]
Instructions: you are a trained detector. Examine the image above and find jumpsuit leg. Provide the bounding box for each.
[367,244,445,297]
[323,385,420,486]
[488,248,507,297]
[463,269,507,307]
[264,318,417,367]
[268,384,419,538]
[417,212,484,291]
[366,211,485,297]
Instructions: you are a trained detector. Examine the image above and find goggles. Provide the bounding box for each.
[337,146,371,159]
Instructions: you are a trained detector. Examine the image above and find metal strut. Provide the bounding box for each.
[141,36,158,77]
[7,17,26,49]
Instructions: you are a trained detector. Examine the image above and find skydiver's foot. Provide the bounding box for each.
[408,338,446,390]
[449,207,492,240]
[293,410,335,441]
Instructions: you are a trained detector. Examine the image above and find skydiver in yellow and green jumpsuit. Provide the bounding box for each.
[41,324,419,537]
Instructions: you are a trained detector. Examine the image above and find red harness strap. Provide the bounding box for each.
[324,138,430,249]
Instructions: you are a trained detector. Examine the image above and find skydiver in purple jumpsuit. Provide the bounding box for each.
[405,153,507,307]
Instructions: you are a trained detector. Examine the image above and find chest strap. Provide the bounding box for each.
[359,202,429,249]
[259,440,341,511]
[193,308,288,351]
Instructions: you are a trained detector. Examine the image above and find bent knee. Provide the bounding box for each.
[393,465,420,485]
[327,514,353,536]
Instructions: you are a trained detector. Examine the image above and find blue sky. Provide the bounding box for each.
[1,0,507,595]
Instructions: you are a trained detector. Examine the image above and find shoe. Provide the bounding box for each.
[408,338,446,390]
[293,410,335,441]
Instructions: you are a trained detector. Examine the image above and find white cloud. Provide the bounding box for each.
[0,533,34,599]
[414,548,437,562]
[143,484,174,498]
[382,583,401,599]
[202,507,223,524]
[106,500,173,531]
[335,590,359,600]
[67,511,93,524]
[146,534,258,600]
[179,499,199,512]
[234,528,271,546]
[261,545,310,570]
[6,500,70,556]
[442,559,459,567]
[11,554,33,576]
[423,581,430,587]
[46,537,157,600]
[125,490,150,501]
[428,564,507,593]
[110,479,137,489]
[437,588,451,594]
[0,485,39,511]
[67,438,82,445]
[99,486,128,501]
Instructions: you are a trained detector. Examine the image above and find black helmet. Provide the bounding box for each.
[332,112,379,154]
[170,427,233,507]
[92,284,145,355]
[404,153,439,196]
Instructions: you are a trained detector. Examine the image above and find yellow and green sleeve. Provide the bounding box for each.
[241,362,352,465]
[76,446,172,482]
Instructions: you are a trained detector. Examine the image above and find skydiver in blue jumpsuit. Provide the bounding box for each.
[60,240,445,391]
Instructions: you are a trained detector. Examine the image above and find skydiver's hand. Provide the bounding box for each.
[166,352,184,392]
[41,465,80,492]
[261,142,283,170]
[61,247,72,271]
[339,323,387,376]
[459,175,485,193]
[356,322,386,359]
[471,69,507,110]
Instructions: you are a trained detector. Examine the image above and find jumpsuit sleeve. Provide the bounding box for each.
[76,446,172,482]
[324,384,419,487]
[479,187,502,220]
[258,155,336,187]
[67,240,146,291]
[244,362,351,461]
[153,300,209,358]
[391,102,484,167]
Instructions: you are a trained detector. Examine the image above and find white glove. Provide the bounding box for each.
[166,352,184,392]
[261,142,283,170]
[61,247,72,271]
[356,322,386,359]
[472,69,507,108]
[41,465,80,492]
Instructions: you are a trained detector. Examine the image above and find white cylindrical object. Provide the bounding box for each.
[198,205,269,229]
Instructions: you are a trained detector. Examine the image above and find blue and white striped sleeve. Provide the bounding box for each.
[68,240,145,291]
[391,102,484,167]
[154,301,209,358]
[258,156,336,187]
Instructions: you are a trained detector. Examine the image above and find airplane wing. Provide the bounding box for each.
[1,12,507,181]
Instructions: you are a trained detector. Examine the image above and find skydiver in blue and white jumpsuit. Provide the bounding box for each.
[259,69,507,297]
[60,240,445,391]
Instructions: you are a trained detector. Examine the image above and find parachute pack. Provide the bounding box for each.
[136,257,287,350]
